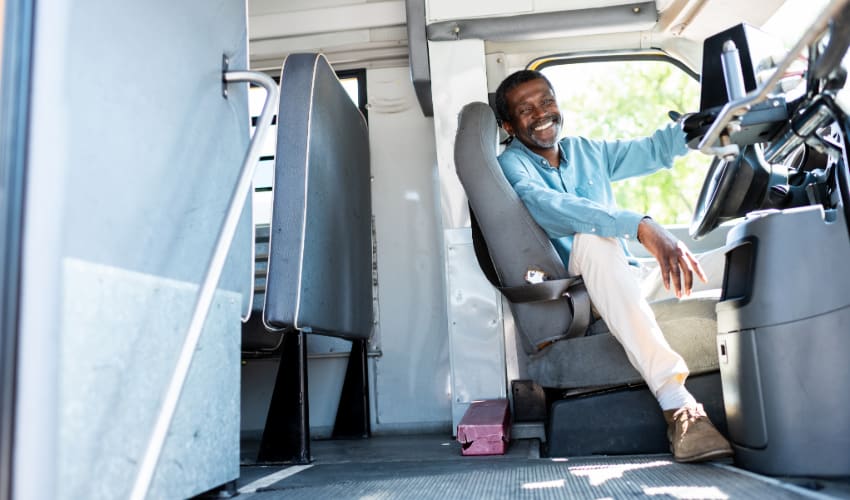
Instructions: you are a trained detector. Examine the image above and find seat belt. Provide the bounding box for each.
[498,278,590,340]
[470,208,590,340]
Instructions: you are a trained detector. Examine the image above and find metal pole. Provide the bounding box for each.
[129,70,278,500]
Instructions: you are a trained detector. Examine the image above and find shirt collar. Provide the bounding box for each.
[506,137,568,167]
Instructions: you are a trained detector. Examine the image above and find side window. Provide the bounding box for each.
[541,60,708,225]
[248,70,366,226]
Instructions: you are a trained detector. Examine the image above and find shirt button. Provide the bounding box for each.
[624,234,630,239]
[591,228,596,233]
[588,180,594,185]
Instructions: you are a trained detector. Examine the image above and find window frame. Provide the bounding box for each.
[530,50,698,80]
[336,67,368,123]
[531,51,708,226]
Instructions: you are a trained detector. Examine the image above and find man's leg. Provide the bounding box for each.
[568,233,690,398]
[568,233,732,462]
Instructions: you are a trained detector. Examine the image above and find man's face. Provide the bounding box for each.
[502,78,562,154]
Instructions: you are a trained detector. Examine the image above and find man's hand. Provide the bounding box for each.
[637,217,707,298]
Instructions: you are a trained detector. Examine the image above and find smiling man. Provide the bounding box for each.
[495,69,732,463]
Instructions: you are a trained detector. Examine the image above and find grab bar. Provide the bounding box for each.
[698,0,850,158]
[129,69,279,500]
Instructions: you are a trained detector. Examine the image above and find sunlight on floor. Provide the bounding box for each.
[519,460,732,498]
[567,459,672,486]
[521,479,566,490]
[644,485,729,499]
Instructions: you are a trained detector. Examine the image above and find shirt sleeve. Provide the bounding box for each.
[603,123,689,182]
[499,151,646,240]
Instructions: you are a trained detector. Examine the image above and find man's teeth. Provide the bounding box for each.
[534,120,554,131]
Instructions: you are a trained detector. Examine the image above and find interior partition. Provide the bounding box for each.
[15,1,253,498]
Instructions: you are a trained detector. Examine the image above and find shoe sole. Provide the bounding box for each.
[672,447,734,463]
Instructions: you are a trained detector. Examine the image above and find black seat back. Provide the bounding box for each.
[263,53,373,340]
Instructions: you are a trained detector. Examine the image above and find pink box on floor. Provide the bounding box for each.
[457,399,511,456]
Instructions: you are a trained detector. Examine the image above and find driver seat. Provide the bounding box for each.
[454,101,721,390]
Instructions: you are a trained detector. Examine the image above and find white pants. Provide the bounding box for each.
[567,233,725,397]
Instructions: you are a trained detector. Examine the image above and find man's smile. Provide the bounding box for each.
[530,115,560,133]
[534,120,554,131]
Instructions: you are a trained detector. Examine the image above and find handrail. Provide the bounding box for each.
[129,70,278,500]
[698,0,850,157]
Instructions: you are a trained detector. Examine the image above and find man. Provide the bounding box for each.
[495,69,732,463]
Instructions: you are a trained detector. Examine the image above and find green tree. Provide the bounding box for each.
[544,60,711,225]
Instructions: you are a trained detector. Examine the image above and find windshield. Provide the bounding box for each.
[542,59,706,225]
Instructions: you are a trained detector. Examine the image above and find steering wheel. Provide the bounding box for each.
[689,156,732,239]
[689,146,772,240]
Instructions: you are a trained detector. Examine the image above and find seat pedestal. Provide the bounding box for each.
[545,372,726,457]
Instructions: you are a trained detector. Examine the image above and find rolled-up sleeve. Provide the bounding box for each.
[500,151,646,240]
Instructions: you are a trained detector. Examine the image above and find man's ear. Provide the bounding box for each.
[502,120,515,137]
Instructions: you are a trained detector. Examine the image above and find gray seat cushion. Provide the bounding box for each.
[263,53,373,340]
[527,293,721,389]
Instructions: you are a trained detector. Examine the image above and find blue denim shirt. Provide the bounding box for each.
[497,123,689,267]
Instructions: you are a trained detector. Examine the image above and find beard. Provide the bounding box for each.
[523,113,562,149]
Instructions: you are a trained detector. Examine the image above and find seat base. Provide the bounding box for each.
[545,371,727,457]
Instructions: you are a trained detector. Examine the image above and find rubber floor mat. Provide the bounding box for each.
[243,455,822,499]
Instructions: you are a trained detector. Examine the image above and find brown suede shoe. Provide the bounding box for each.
[664,403,733,463]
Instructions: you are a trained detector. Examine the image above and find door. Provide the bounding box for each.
[12,1,254,498]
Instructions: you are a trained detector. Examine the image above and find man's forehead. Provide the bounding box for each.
[508,79,555,103]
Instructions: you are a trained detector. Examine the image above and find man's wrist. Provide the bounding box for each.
[637,216,652,243]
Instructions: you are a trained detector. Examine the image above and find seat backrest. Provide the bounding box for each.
[263,53,373,340]
[454,102,576,353]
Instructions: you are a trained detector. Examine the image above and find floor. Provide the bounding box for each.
[232,435,849,499]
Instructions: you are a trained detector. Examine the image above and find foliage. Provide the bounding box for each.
[543,60,712,225]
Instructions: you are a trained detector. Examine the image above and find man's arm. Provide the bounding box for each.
[600,122,704,297]
[604,123,689,182]
[637,217,707,298]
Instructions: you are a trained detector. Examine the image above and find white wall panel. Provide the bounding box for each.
[427,0,531,23]
[251,30,372,61]
[16,0,250,497]
[249,0,365,17]
[445,229,507,433]
[427,0,645,22]
[533,0,642,12]
[367,66,452,432]
[250,1,404,40]
[428,39,488,230]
